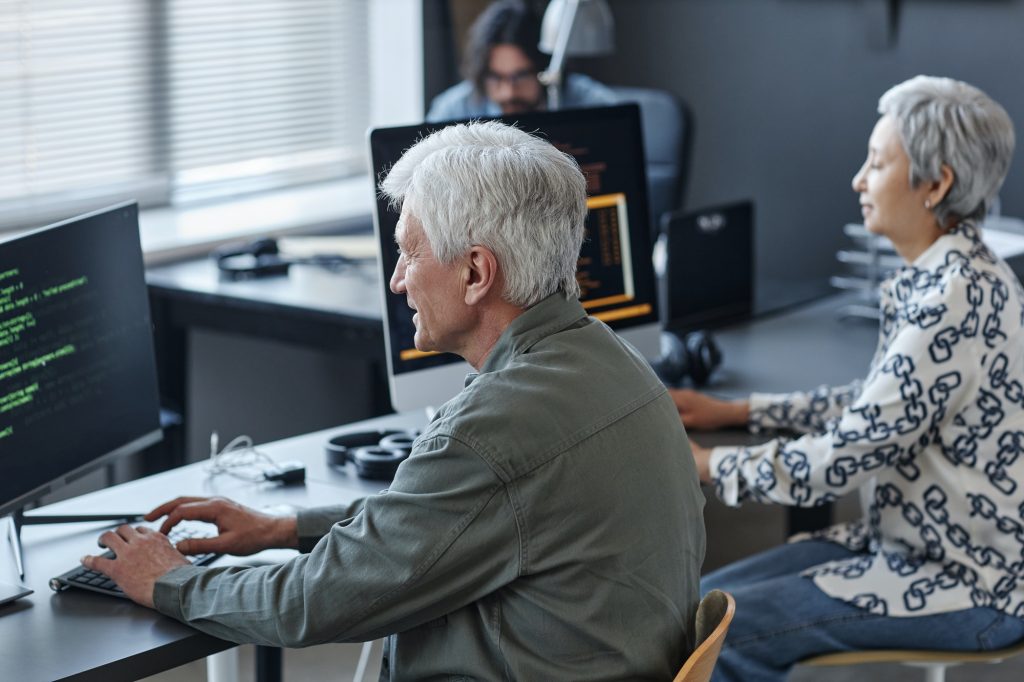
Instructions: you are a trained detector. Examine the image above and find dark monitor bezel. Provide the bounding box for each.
[661,200,756,334]
[0,202,162,518]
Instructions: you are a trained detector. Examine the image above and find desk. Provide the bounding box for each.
[0,412,420,682]
[701,297,878,398]
[146,254,880,551]
[144,251,880,464]
[698,297,879,541]
[1,294,878,681]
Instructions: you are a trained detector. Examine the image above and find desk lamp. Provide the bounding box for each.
[538,0,615,109]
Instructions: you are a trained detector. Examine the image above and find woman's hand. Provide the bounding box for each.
[669,388,749,431]
[145,496,299,556]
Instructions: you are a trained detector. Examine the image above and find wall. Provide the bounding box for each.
[418,0,1024,568]
[584,0,1024,309]
[185,329,383,464]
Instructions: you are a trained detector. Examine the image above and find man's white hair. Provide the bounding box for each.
[879,75,1015,226]
[379,120,587,308]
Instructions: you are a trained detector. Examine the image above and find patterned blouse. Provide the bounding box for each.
[710,223,1024,618]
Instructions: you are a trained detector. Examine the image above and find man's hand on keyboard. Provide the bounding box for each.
[80,526,188,607]
[145,496,299,556]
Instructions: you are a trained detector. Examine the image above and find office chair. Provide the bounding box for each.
[353,593,737,682]
[609,86,691,241]
[674,589,736,682]
[800,639,1024,682]
[352,638,384,682]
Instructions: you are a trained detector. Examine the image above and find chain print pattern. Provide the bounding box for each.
[710,223,1024,618]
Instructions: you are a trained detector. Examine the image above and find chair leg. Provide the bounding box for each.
[923,663,946,682]
[352,639,384,682]
[207,648,241,682]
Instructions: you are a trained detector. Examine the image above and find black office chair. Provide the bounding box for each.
[609,86,692,241]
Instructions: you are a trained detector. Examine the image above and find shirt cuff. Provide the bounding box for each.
[295,504,358,553]
[153,564,207,621]
[748,392,785,433]
[709,446,742,506]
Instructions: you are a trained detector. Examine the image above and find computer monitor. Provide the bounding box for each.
[0,203,162,519]
[370,104,660,412]
[662,200,754,333]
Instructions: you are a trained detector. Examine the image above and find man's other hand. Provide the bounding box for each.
[81,525,187,607]
[145,496,299,556]
[670,388,749,431]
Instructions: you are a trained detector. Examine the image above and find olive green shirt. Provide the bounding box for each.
[154,293,706,680]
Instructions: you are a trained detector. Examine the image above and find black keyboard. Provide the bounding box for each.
[49,523,220,598]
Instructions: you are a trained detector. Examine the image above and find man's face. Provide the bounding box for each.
[484,44,543,114]
[389,207,469,354]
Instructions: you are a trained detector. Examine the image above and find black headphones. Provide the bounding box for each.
[650,330,723,387]
[213,238,356,280]
[324,429,421,480]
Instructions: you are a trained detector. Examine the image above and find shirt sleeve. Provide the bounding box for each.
[153,433,521,647]
[711,314,979,508]
[295,499,365,553]
[747,381,863,435]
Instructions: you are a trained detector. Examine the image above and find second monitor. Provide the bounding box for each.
[370,105,660,412]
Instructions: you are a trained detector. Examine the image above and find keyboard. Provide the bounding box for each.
[49,523,220,598]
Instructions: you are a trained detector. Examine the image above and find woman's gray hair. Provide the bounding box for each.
[379,120,587,308]
[878,75,1015,227]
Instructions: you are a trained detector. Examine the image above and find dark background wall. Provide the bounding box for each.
[425,0,1024,311]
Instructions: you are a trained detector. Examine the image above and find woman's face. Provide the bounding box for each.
[851,115,936,248]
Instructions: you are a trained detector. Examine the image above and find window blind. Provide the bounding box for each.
[0,0,166,227]
[168,0,370,203]
[0,0,370,229]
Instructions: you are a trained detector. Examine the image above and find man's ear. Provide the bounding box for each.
[463,245,500,305]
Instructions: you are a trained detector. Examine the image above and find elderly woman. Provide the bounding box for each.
[675,76,1024,681]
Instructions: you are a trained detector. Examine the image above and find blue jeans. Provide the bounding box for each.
[702,540,1024,682]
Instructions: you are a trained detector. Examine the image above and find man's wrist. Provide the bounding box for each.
[271,516,300,550]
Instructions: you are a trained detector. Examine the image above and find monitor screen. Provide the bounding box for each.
[0,203,162,516]
[370,105,660,411]
[663,200,754,333]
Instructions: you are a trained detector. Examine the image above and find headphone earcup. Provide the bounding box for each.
[379,432,418,451]
[682,330,722,387]
[650,330,723,387]
[350,446,409,480]
[324,429,418,480]
[652,331,689,386]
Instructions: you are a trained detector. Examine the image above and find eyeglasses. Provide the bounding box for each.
[483,69,539,89]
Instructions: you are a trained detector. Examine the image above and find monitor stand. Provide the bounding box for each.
[6,508,143,580]
[0,579,33,606]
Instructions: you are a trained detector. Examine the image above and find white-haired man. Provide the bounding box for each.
[84,121,706,680]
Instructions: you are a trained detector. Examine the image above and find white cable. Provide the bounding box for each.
[204,431,278,482]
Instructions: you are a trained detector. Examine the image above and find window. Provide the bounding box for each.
[0,0,370,230]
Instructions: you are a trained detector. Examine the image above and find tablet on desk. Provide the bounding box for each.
[0,581,32,607]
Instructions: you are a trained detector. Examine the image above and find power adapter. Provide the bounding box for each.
[262,461,306,484]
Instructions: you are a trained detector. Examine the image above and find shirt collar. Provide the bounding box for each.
[880,222,986,306]
[464,293,587,385]
[907,221,984,272]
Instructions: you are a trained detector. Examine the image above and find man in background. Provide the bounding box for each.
[427,0,616,120]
